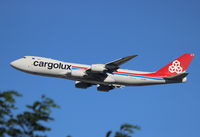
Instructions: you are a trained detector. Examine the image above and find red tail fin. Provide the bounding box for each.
[155,53,195,77]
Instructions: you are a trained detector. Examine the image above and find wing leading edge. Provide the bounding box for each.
[106,55,138,66]
[105,55,138,72]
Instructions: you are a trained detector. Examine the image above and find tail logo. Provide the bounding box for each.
[168,60,183,74]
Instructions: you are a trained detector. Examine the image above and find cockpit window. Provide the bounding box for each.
[32,58,35,60]
[23,56,26,59]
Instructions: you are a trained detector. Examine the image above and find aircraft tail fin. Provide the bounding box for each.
[155,53,195,77]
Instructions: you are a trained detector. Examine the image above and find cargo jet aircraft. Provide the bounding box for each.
[10,53,194,91]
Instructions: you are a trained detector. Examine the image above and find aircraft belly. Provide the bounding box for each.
[66,77,110,85]
[66,73,165,86]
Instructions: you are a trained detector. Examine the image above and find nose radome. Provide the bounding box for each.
[10,59,21,69]
[10,60,17,67]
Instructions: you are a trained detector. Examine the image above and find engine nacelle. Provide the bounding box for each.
[75,81,92,89]
[90,64,107,73]
[97,85,114,92]
[71,70,86,78]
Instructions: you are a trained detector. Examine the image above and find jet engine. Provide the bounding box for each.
[97,85,114,92]
[90,64,107,73]
[75,81,92,89]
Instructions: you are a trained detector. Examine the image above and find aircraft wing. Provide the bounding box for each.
[85,55,138,80]
[106,55,138,66]
[105,55,138,72]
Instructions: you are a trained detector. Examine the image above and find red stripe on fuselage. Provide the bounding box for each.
[113,71,163,78]
[72,65,163,78]
[72,66,88,69]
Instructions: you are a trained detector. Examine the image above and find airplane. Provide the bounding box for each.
[10,53,194,92]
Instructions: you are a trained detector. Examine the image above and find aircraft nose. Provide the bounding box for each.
[10,59,21,69]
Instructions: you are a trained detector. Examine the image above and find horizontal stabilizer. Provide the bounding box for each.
[164,73,188,80]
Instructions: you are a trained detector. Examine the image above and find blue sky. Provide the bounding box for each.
[0,0,200,137]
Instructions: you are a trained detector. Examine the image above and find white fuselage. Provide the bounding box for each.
[10,56,169,86]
